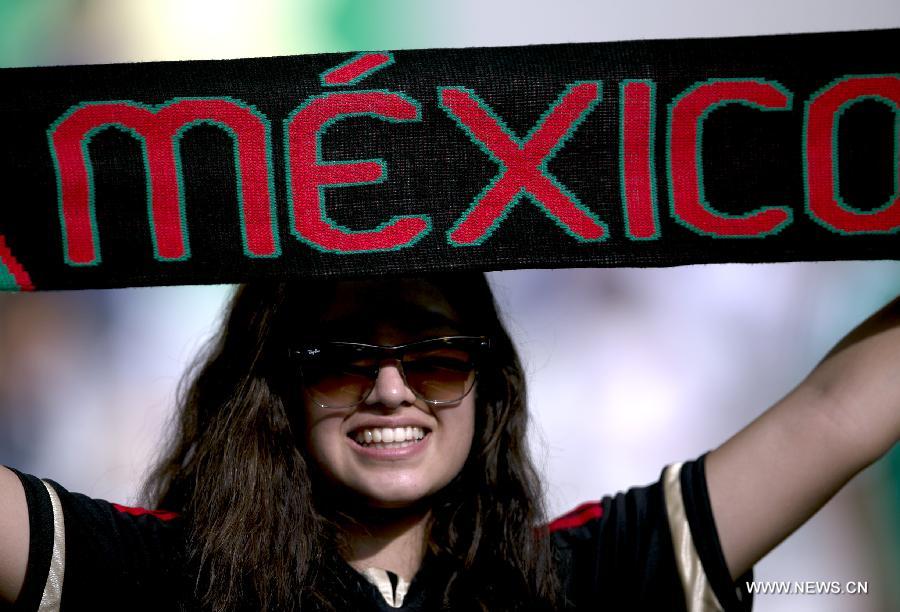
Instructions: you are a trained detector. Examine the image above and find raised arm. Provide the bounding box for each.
[706,294,900,579]
[0,465,29,604]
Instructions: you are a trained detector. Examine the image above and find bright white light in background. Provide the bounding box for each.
[85,0,325,61]
[448,0,900,46]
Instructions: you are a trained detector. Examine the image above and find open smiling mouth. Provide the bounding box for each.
[348,426,431,449]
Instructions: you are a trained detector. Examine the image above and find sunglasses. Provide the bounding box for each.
[288,335,491,409]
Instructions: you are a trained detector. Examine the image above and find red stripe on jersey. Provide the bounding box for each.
[546,501,603,533]
[112,503,179,521]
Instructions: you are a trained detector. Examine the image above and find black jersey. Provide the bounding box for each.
[7,456,752,611]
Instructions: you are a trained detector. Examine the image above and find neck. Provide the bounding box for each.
[336,502,432,583]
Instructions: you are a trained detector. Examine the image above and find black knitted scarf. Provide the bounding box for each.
[0,27,897,290]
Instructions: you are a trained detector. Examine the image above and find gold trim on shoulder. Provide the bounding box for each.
[663,463,723,612]
[38,480,66,612]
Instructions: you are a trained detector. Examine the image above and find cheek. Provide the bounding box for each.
[460,405,477,455]
[439,396,478,472]
[302,404,344,476]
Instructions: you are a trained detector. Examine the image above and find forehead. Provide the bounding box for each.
[316,278,465,341]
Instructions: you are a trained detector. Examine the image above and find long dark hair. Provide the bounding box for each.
[143,274,561,610]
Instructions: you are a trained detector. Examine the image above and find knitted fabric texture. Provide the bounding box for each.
[0,28,898,290]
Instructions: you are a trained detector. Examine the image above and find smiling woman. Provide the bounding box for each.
[1,272,900,610]
[297,284,481,506]
[134,275,565,610]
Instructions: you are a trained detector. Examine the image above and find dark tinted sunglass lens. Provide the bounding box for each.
[403,344,476,403]
[302,352,376,408]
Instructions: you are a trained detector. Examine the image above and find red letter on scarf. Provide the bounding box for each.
[0,234,33,291]
[668,79,793,237]
[320,52,394,87]
[805,75,900,234]
[620,80,660,239]
[285,91,429,253]
[49,99,279,265]
[439,83,607,245]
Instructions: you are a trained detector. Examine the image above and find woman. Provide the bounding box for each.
[1,273,899,610]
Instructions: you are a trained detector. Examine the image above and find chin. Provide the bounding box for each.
[364,496,423,509]
[354,481,432,508]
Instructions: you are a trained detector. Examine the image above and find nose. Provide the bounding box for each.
[364,360,417,408]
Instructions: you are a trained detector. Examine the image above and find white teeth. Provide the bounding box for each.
[353,426,426,447]
[370,441,414,449]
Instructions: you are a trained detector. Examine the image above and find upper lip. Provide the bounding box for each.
[346,417,433,436]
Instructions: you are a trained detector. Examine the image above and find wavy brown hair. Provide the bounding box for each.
[143,274,561,610]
